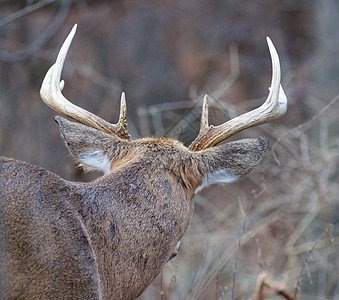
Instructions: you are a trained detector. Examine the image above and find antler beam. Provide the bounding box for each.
[40,24,130,140]
[189,37,287,151]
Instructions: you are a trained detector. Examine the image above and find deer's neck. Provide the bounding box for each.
[75,166,194,299]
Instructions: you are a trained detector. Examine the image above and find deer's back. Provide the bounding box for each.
[0,157,99,299]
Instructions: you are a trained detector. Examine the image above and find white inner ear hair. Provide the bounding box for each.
[79,150,111,174]
[195,169,238,193]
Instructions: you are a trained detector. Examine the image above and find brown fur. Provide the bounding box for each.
[0,116,268,299]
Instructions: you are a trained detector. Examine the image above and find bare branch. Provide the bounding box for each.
[0,0,57,28]
[0,0,71,62]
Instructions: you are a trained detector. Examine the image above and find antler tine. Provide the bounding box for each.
[116,92,129,137]
[200,95,209,133]
[189,37,287,151]
[40,24,130,140]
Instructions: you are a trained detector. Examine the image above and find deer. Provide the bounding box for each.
[0,24,287,300]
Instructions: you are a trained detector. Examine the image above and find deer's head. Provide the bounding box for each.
[40,24,286,198]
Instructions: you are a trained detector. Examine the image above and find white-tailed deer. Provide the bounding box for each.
[0,25,287,300]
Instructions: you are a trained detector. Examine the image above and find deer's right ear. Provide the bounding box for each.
[54,116,127,173]
[195,137,269,192]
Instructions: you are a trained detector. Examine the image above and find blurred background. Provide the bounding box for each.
[0,1,338,299]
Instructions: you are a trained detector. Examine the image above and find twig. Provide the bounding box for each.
[211,43,240,100]
[294,224,334,298]
[272,94,339,166]
[0,0,72,62]
[0,0,57,28]
[137,43,240,139]
[253,272,295,300]
[231,181,266,299]
[216,271,220,300]
[160,269,164,300]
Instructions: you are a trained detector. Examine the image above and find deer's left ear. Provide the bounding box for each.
[195,137,268,192]
[55,116,130,173]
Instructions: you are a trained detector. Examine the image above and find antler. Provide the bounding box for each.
[189,37,287,151]
[40,24,130,140]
